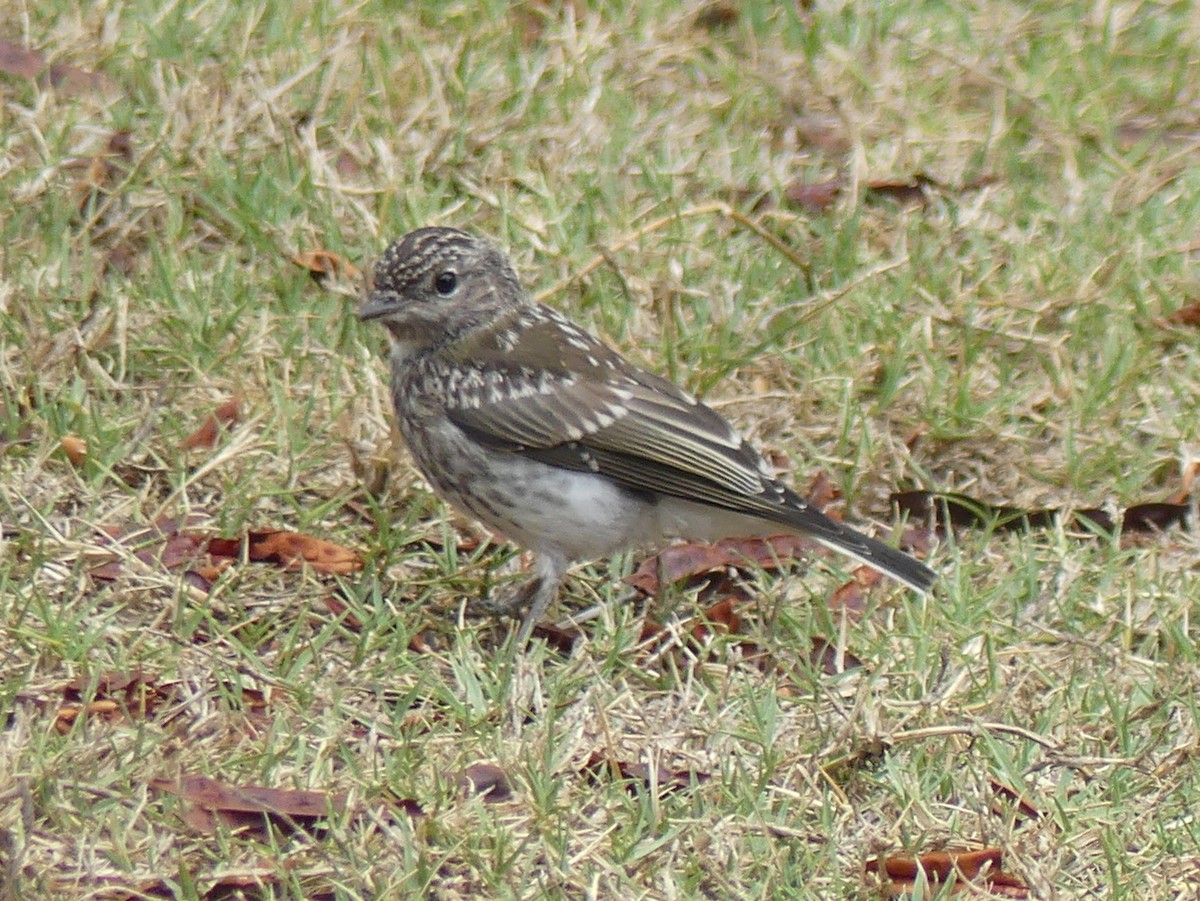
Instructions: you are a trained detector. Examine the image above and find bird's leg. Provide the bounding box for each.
[514,573,560,645]
[516,552,569,643]
[470,553,567,645]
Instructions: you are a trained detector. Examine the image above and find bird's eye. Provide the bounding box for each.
[434,271,458,296]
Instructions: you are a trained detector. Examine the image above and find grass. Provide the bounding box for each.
[3,0,1200,897]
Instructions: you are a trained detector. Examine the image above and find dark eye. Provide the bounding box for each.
[434,271,457,295]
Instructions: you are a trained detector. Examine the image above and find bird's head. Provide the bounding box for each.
[359,227,526,358]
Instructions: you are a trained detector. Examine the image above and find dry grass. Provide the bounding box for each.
[3,1,1200,898]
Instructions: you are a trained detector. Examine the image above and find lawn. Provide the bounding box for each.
[2,1,1200,897]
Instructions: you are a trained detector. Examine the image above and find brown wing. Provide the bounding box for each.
[441,305,936,592]
[443,304,786,506]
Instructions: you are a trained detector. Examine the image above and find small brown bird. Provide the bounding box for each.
[360,228,934,643]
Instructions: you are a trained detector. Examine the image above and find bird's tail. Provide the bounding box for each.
[810,518,935,593]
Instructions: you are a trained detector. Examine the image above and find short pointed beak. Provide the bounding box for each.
[358,292,394,322]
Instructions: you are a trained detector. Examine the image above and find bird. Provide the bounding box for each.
[359,227,935,644]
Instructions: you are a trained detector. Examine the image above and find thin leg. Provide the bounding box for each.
[515,552,568,645]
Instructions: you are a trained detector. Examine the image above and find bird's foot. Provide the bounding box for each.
[470,577,541,618]
[468,575,558,646]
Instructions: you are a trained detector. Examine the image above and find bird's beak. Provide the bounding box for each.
[357,292,395,322]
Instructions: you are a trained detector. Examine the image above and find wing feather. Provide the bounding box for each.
[437,310,935,592]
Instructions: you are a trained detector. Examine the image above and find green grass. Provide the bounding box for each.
[3,0,1200,897]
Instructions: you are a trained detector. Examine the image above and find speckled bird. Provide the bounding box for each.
[359,227,935,643]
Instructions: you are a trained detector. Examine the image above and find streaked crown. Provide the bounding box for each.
[359,227,528,353]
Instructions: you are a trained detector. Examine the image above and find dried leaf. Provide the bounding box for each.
[511,0,583,45]
[457,764,513,802]
[693,2,739,30]
[335,151,364,179]
[46,61,115,96]
[74,130,134,212]
[89,516,210,581]
[783,178,843,212]
[0,40,115,95]
[865,175,939,206]
[988,776,1042,823]
[827,567,883,619]
[90,517,361,583]
[867,847,1030,898]
[804,469,841,509]
[206,530,363,574]
[0,39,43,77]
[150,775,420,839]
[1123,502,1190,532]
[793,114,850,155]
[181,395,241,450]
[693,597,740,636]
[291,249,361,283]
[322,592,363,629]
[531,621,584,654]
[56,671,174,733]
[407,632,435,654]
[1162,300,1200,327]
[54,700,122,733]
[152,774,345,838]
[59,434,88,466]
[626,534,819,595]
[582,752,709,795]
[809,637,864,675]
[893,489,1190,535]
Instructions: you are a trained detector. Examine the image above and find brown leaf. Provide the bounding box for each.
[150,776,420,839]
[694,597,740,636]
[291,249,361,283]
[827,567,883,619]
[59,434,88,466]
[531,621,584,654]
[636,597,765,662]
[46,61,115,96]
[1162,300,1200,327]
[865,175,939,206]
[322,592,363,629]
[867,847,1030,898]
[511,0,584,45]
[74,130,134,212]
[206,530,363,574]
[54,700,122,733]
[582,752,709,795]
[893,490,1190,535]
[64,668,158,702]
[793,115,850,155]
[809,637,864,675]
[902,423,927,450]
[89,516,210,581]
[0,40,116,96]
[407,632,436,654]
[693,1,739,29]
[898,523,937,555]
[626,534,819,595]
[103,239,140,278]
[56,671,175,733]
[152,775,346,838]
[457,764,513,803]
[804,469,841,509]
[783,178,843,212]
[90,517,361,583]
[1122,502,1190,532]
[181,395,241,450]
[988,776,1042,823]
[0,40,43,77]
[334,151,364,179]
